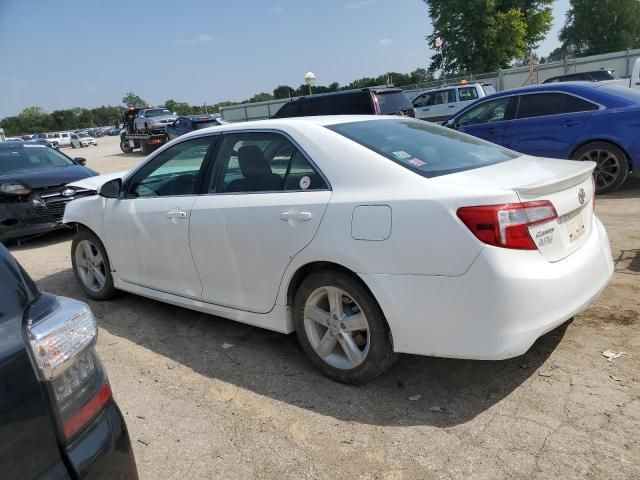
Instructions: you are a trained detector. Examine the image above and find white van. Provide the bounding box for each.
[412,83,496,122]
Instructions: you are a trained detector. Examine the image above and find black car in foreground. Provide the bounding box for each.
[0,142,98,242]
[271,87,415,118]
[0,243,138,479]
[165,114,225,140]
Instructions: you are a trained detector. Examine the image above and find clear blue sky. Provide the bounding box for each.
[0,0,568,119]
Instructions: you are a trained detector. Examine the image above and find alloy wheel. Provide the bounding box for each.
[580,148,620,191]
[303,286,370,369]
[74,239,107,293]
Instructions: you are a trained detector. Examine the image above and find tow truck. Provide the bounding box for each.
[119,107,169,155]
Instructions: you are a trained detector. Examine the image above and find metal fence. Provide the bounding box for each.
[220,48,640,122]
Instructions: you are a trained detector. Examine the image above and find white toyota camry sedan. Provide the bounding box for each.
[63,116,614,383]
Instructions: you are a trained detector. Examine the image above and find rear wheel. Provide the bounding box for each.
[294,271,397,384]
[120,138,133,153]
[571,142,629,193]
[141,141,150,155]
[71,229,116,300]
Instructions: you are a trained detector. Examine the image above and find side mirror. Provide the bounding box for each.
[445,119,457,129]
[74,157,87,166]
[99,178,122,199]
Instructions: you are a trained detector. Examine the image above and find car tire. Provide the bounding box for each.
[571,141,629,194]
[120,140,133,154]
[71,229,117,301]
[141,142,150,155]
[294,271,397,384]
[71,143,76,149]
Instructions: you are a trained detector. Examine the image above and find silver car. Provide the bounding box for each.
[133,107,178,134]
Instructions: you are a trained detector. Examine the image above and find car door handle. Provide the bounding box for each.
[448,105,456,108]
[166,209,187,219]
[280,211,313,221]
[564,120,581,127]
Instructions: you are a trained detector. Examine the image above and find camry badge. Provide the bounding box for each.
[62,188,76,197]
[578,188,586,205]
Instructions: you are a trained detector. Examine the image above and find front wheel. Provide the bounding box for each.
[120,139,133,153]
[294,271,397,384]
[571,142,629,194]
[71,229,117,300]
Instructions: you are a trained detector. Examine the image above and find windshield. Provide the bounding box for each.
[146,108,172,117]
[79,132,90,138]
[0,145,75,175]
[327,119,518,177]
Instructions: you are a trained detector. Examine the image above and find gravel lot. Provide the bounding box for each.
[9,136,640,479]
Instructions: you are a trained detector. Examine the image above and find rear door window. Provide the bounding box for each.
[328,119,518,178]
[458,87,479,101]
[432,89,456,105]
[562,94,599,113]
[516,93,563,119]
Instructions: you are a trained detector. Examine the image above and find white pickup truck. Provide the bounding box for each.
[543,58,640,90]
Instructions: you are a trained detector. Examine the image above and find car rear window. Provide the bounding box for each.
[375,92,413,113]
[327,119,518,178]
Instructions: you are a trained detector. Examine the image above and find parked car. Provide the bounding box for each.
[70,132,98,148]
[0,142,97,242]
[107,127,122,136]
[0,242,138,479]
[48,132,72,147]
[271,88,415,118]
[63,116,612,384]
[166,115,226,140]
[542,70,616,83]
[412,83,496,122]
[445,82,640,193]
[133,107,178,134]
[5,137,24,142]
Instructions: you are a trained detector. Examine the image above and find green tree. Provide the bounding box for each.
[122,92,147,107]
[424,0,553,74]
[273,85,295,99]
[559,0,640,57]
[164,99,193,115]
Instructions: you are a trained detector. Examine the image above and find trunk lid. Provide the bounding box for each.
[434,156,596,261]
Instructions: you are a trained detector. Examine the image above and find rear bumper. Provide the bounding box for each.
[361,216,614,359]
[66,401,138,479]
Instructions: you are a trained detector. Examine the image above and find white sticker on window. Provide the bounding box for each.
[299,176,311,190]
[392,150,412,159]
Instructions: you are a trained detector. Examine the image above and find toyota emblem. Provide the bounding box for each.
[578,188,586,205]
[62,188,76,197]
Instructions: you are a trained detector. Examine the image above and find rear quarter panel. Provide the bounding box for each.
[577,108,640,167]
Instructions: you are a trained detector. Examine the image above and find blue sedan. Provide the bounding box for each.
[165,115,225,140]
[446,82,640,193]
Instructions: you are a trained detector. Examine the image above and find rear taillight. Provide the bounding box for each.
[28,297,111,441]
[457,201,557,250]
[372,93,381,115]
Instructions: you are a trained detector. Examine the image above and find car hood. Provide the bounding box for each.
[0,165,98,190]
[66,170,128,190]
[431,155,594,195]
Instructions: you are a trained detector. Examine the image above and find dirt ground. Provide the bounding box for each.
[9,136,640,479]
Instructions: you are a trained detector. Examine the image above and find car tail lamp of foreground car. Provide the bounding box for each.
[457,201,558,250]
[27,297,111,441]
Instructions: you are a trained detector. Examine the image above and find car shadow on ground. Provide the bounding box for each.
[37,268,566,428]
[107,152,146,158]
[603,176,640,200]
[4,228,74,251]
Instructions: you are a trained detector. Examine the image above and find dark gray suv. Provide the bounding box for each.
[272,88,415,118]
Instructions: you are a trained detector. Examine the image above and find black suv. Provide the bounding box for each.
[542,70,616,83]
[272,88,415,118]
[0,243,138,479]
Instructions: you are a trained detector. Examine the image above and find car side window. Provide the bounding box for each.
[562,94,599,113]
[516,93,563,119]
[458,87,479,101]
[211,132,327,193]
[433,89,456,105]
[457,97,510,127]
[413,93,433,108]
[128,136,214,198]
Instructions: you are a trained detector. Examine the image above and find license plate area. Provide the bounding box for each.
[559,206,586,244]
